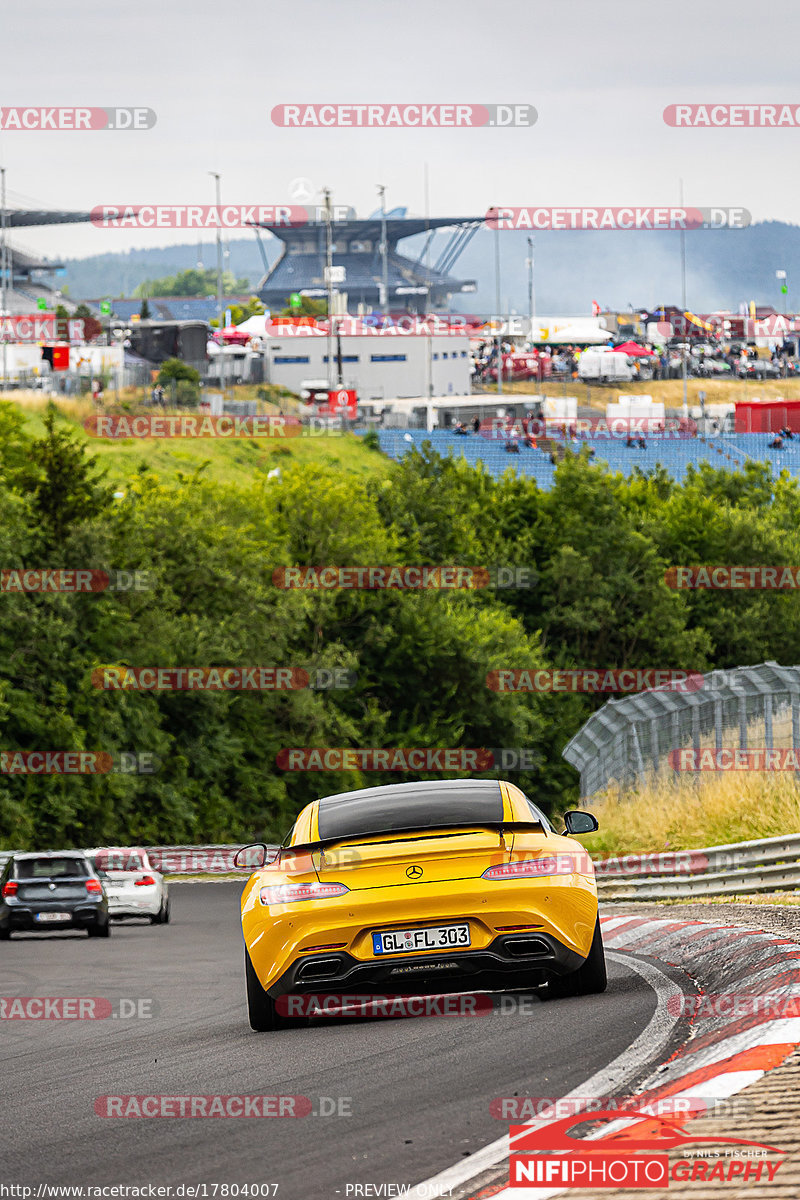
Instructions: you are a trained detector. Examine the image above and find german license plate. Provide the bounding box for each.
[35,912,71,923]
[372,923,470,955]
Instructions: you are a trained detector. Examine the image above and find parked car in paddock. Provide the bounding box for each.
[577,349,634,383]
[738,358,781,380]
[85,847,170,924]
[0,851,110,938]
[236,778,605,1031]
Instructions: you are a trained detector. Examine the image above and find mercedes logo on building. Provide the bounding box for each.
[406,865,423,879]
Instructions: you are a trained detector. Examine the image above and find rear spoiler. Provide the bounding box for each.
[282,820,548,857]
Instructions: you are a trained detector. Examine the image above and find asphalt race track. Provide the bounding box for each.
[2,883,667,1198]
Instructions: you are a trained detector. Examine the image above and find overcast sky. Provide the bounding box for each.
[2,0,799,261]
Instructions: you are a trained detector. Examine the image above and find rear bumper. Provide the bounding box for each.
[267,931,585,998]
[1,901,108,932]
[107,894,161,918]
[244,872,598,992]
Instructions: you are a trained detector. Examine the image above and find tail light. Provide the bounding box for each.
[260,882,349,906]
[86,878,103,894]
[134,875,156,887]
[2,880,18,897]
[482,853,587,881]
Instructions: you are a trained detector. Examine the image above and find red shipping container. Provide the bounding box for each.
[735,399,800,433]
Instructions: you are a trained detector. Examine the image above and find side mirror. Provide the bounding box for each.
[233,843,279,869]
[563,810,599,836]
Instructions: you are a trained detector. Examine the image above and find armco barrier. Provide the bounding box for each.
[1,835,799,892]
[0,845,266,876]
[143,845,266,874]
[595,832,800,901]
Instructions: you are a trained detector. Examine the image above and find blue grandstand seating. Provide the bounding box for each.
[356,429,800,489]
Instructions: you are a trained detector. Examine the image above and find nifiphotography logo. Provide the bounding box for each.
[509,1108,784,1189]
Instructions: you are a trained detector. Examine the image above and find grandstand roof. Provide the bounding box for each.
[8,244,63,273]
[4,209,97,228]
[255,215,482,241]
[255,215,481,311]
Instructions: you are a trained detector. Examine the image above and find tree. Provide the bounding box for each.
[157,358,201,385]
[227,296,266,326]
[55,303,70,341]
[18,403,114,551]
[134,269,251,299]
[73,303,104,342]
[139,297,151,320]
[278,295,327,318]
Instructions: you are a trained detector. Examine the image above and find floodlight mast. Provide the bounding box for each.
[377,184,389,313]
[0,166,7,387]
[209,171,224,393]
[494,207,503,395]
[323,188,334,390]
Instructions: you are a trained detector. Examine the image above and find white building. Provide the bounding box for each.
[254,323,471,400]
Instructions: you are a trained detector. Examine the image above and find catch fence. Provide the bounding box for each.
[562,662,800,798]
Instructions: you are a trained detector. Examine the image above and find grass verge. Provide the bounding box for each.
[588,771,800,857]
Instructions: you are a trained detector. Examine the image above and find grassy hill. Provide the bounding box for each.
[2,393,389,489]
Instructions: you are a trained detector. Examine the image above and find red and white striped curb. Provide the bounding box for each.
[596,914,800,1107]
[469,912,800,1198]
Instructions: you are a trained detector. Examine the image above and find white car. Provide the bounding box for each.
[84,847,170,925]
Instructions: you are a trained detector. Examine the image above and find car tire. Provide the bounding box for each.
[88,921,111,938]
[245,949,282,1031]
[570,917,607,995]
[151,897,169,925]
[542,918,607,999]
[0,927,10,940]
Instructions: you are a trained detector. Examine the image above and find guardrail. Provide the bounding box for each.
[0,845,258,876]
[2,835,799,897]
[595,833,800,901]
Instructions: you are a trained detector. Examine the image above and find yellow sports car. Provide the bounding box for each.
[237,778,604,1031]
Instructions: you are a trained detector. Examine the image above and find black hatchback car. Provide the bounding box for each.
[0,852,110,938]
